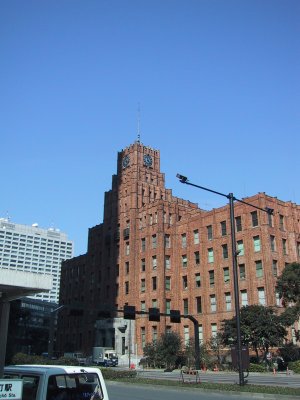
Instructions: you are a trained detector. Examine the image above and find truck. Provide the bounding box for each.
[63,352,87,365]
[2,364,109,400]
[92,347,118,367]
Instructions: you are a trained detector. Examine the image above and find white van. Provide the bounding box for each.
[3,364,109,400]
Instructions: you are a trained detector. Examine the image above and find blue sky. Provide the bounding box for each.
[1,0,299,256]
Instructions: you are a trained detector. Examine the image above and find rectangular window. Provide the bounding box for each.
[221,221,227,236]
[256,260,263,278]
[270,235,276,252]
[182,275,188,290]
[208,248,214,263]
[253,235,261,252]
[207,225,213,240]
[297,242,300,257]
[184,325,189,345]
[275,289,281,306]
[237,240,244,256]
[152,326,158,342]
[152,255,157,270]
[125,261,129,274]
[225,292,231,311]
[272,260,278,277]
[223,267,230,283]
[141,327,146,348]
[165,255,171,269]
[241,289,248,306]
[164,234,171,248]
[152,299,157,308]
[141,301,146,312]
[182,254,188,268]
[235,216,242,232]
[196,296,202,314]
[195,273,201,288]
[141,238,146,252]
[282,239,287,255]
[152,234,157,249]
[251,211,258,227]
[183,299,189,315]
[165,276,171,290]
[141,258,146,272]
[222,244,228,259]
[141,279,146,292]
[125,242,130,255]
[125,281,129,295]
[211,323,217,338]
[239,264,246,280]
[194,251,200,265]
[149,214,153,225]
[258,287,266,305]
[166,299,171,314]
[152,277,157,290]
[209,270,215,287]
[210,295,216,312]
[279,214,285,230]
[198,325,203,344]
[181,233,187,248]
[193,229,199,244]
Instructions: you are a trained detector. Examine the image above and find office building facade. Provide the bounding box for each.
[0,219,73,303]
[57,141,300,358]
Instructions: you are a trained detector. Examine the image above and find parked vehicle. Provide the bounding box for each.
[3,364,109,400]
[63,352,87,365]
[92,347,118,367]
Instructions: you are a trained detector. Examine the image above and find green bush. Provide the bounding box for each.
[248,363,266,372]
[10,353,80,366]
[288,360,300,373]
[100,368,137,380]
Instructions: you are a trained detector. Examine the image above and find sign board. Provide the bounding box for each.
[231,345,250,370]
[0,380,23,400]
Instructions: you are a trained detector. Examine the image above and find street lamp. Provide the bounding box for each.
[176,174,273,385]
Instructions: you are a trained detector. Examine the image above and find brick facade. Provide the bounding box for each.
[57,142,300,357]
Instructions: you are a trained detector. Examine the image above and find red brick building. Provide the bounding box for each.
[57,141,300,359]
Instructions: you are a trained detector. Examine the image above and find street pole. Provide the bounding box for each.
[229,193,244,385]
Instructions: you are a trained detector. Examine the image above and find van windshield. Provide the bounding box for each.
[46,372,103,400]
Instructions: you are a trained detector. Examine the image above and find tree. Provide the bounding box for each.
[222,305,287,362]
[277,263,300,341]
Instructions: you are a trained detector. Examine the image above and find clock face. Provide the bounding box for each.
[122,155,130,169]
[143,154,153,167]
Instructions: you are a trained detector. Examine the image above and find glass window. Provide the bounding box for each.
[251,211,259,227]
[272,260,278,277]
[195,273,201,288]
[198,325,203,343]
[125,242,130,255]
[152,234,157,249]
[152,255,157,270]
[141,238,146,252]
[256,260,263,278]
[270,235,276,252]
[183,299,189,315]
[222,244,228,259]
[279,214,284,230]
[182,275,188,290]
[207,225,213,240]
[152,326,158,342]
[239,264,246,280]
[184,325,189,345]
[152,277,157,290]
[208,248,214,263]
[164,234,171,248]
[194,251,200,265]
[258,287,266,305]
[223,267,230,283]
[165,276,171,290]
[237,240,244,256]
[235,216,242,232]
[210,295,216,312]
[181,233,187,248]
[182,254,188,268]
[282,239,287,255]
[225,292,231,311]
[193,229,199,244]
[253,236,261,252]
[125,281,129,295]
[209,270,215,286]
[165,255,171,269]
[141,259,146,272]
[196,296,202,314]
[221,221,227,236]
[141,279,146,292]
[241,289,248,306]
[166,299,171,314]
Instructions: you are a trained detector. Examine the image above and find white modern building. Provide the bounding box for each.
[0,218,74,303]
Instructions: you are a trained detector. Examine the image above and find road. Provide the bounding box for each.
[136,368,300,388]
[106,381,298,400]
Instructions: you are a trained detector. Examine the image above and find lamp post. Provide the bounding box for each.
[176,174,273,385]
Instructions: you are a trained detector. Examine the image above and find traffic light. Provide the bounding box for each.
[123,305,136,320]
[170,309,181,323]
[149,307,160,322]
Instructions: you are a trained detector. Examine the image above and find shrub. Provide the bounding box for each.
[100,368,137,380]
[248,363,266,372]
[288,360,300,373]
